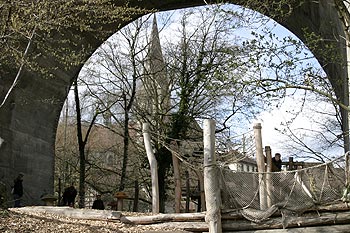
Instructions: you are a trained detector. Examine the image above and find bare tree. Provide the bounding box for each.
[71,16,155,210]
[238,23,345,160]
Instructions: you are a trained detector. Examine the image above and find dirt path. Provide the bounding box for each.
[0,208,192,233]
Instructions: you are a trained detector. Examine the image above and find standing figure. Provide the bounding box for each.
[13,173,24,207]
[62,184,77,207]
[92,194,105,210]
[272,153,282,172]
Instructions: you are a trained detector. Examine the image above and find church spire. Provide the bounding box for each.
[147,14,166,79]
[140,13,170,119]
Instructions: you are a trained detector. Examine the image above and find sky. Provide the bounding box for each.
[193,4,345,160]
[255,90,344,159]
[73,3,345,162]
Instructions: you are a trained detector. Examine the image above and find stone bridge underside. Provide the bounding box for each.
[0,0,347,205]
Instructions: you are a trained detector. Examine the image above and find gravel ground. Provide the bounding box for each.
[0,209,190,233]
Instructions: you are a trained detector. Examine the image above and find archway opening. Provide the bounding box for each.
[54,4,343,212]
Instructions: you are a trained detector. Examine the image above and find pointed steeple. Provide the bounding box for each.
[140,14,170,119]
[147,14,166,83]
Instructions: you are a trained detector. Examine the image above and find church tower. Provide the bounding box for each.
[139,14,170,124]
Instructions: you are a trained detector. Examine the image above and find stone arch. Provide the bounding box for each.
[0,0,346,205]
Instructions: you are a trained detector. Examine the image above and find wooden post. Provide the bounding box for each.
[346,152,350,187]
[186,170,190,212]
[288,157,294,171]
[133,180,139,212]
[203,119,222,233]
[143,123,159,213]
[195,169,206,211]
[115,192,127,211]
[265,146,272,207]
[197,179,201,212]
[253,123,267,210]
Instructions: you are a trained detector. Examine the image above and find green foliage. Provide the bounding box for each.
[241,26,335,103]
[302,28,343,67]
[0,0,151,78]
[236,0,303,20]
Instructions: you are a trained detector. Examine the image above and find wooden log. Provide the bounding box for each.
[310,202,350,212]
[145,213,350,233]
[146,221,208,232]
[222,211,350,231]
[225,224,350,233]
[120,212,206,224]
[222,202,350,220]
[148,222,350,233]
[121,202,350,225]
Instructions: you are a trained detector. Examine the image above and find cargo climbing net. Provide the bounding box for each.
[219,154,348,222]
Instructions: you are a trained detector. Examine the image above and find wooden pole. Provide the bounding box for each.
[265,146,272,207]
[186,170,190,212]
[133,180,139,212]
[142,123,159,214]
[203,119,222,233]
[346,152,350,187]
[195,169,206,211]
[253,123,267,210]
[288,157,294,170]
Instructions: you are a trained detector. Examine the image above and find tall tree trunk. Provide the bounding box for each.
[172,148,181,213]
[143,123,160,213]
[74,80,86,208]
[133,180,139,212]
[155,146,172,213]
[119,93,129,191]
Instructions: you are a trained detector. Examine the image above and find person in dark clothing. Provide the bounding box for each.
[62,185,77,207]
[92,194,105,210]
[272,153,282,172]
[13,173,24,207]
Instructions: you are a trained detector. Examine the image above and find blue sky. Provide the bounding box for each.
[156,4,344,160]
[74,3,344,162]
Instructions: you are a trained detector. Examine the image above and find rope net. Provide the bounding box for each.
[219,155,346,222]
